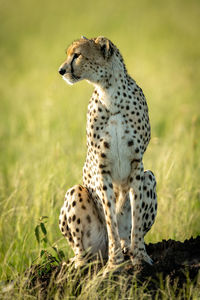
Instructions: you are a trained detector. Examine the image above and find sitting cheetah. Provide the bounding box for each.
[58,36,157,271]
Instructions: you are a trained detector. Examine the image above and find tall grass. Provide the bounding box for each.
[0,0,200,297]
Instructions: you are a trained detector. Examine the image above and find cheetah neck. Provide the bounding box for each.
[94,73,130,114]
[95,84,118,112]
[90,53,135,114]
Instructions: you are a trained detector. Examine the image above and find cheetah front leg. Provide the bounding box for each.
[129,161,153,265]
[99,174,124,270]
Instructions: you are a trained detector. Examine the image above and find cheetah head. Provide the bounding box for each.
[58,36,122,86]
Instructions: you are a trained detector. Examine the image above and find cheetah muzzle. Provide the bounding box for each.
[58,36,157,272]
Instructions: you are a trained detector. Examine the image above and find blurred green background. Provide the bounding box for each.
[0,0,200,279]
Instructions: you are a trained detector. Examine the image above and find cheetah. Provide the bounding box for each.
[58,36,157,271]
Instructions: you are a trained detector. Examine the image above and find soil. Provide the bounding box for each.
[125,236,200,290]
[26,236,200,297]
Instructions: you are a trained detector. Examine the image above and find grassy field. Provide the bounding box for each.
[0,0,200,298]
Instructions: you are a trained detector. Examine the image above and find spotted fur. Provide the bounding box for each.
[58,37,157,269]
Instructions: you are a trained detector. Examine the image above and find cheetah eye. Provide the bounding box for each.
[73,53,81,60]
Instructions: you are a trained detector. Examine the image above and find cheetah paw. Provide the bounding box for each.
[102,264,122,277]
[102,258,126,277]
[131,252,153,266]
[69,256,86,269]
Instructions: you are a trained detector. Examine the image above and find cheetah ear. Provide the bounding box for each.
[95,36,114,60]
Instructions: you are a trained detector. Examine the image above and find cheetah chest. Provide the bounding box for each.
[105,114,132,184]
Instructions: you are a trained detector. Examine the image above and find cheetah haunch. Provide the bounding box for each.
[58,36,157,271]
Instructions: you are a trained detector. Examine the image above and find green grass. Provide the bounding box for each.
[0,0,200,298]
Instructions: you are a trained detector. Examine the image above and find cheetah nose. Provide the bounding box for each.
[59,68,66,75]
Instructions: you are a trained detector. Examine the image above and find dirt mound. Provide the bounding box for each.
[26,236,200,297]
[125,236,200,290]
